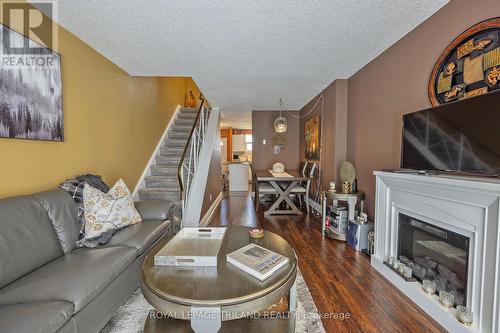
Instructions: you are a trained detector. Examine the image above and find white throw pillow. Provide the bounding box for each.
[78,179,142,247]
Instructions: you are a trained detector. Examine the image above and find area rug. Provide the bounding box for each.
[101,269,325,333]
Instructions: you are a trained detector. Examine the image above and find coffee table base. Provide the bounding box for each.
[144,314,295,333]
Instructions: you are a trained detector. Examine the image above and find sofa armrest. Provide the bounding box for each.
[134,200,174,221]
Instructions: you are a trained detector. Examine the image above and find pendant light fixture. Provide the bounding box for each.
[274,98,288,133]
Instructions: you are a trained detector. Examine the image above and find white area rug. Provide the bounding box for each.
[101,269,325,333]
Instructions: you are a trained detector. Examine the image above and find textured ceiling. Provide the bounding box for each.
[38,1,448,128]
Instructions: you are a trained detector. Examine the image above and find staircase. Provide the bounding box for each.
[138,107,198,202]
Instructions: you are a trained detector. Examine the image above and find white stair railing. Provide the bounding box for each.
[177,96,212,223]
[182,107,220,226]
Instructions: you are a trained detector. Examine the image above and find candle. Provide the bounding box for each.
[422,280,437,295]
[439,291,455,308]
[456,306,473,326]
[403,266,413,278]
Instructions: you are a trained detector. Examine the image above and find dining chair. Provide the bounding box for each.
[301,161,309,177]
[251,166,277,211]
[292,161,308,208]
[290,162,316,213]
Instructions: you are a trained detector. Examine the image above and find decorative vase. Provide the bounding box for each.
[185,90,196,108]
[342,181,351,194]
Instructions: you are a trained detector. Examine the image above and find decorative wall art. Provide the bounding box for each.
[271,133,287,155]
[428,17,500,106]
[0,24,63,141]
[304,115,320,160]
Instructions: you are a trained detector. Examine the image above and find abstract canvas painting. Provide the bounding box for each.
[0,24,63,141]
[304,115,320,160]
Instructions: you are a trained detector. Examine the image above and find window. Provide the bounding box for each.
[246,134,252,151]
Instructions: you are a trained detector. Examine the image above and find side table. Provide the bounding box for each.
[322,190,365,239]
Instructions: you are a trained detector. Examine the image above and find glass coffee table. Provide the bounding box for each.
[140,225,298,333]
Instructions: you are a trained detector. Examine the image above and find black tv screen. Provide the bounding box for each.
[401,90,500,176]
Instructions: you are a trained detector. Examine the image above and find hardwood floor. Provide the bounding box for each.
[209,192,446,333]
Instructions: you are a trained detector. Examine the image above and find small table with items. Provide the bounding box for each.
[140,225,298,333]
[321,190,365,240]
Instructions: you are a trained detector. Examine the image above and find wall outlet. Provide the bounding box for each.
[263,139,266,145]
[209,194,213,201]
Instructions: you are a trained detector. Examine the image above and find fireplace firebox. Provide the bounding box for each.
[398,213,470,306]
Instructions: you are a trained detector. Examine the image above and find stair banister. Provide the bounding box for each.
[183,107,220,226]
[177,94,212,222]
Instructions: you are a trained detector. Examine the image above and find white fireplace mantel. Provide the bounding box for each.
[372,171,500,333]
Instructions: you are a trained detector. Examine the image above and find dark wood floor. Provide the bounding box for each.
[209,192,446,333]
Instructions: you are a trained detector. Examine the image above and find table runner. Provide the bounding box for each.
[268,170,293,178]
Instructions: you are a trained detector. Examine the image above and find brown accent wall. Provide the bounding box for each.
[251,110,300,171]
[201,120,222,218]
[299,80,348,191]
[346,0,500,217]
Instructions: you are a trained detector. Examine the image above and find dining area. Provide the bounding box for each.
[251,162,317,216]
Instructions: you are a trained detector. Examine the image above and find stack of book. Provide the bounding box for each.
[226,244,288,281]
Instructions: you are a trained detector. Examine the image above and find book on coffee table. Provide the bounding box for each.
[226,244,289,281]
[154,227,227,267]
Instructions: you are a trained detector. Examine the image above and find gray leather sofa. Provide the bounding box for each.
[0,189,174,333]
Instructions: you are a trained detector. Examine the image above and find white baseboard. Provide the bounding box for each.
[199,191,223,226]
[132,105,181,200]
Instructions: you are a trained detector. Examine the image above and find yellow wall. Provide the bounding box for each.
[0,6,203,198]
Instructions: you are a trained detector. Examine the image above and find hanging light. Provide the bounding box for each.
[274,98,288,133]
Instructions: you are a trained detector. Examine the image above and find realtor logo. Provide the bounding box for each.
[1,0,58,55]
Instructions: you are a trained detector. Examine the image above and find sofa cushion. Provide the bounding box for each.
[134,200,174,221]
[79,179,142,248]
[0,301,74,333]
[105,220,171,255]
[34,189,80,254]
[0,246,136,312]
[0,194,63,289]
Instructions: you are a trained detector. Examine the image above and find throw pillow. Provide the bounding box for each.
[59,174,110,241]
[78,179,142,248]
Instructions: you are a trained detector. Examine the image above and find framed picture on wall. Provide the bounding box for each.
[304,115,320,160]
[0,23,63,141]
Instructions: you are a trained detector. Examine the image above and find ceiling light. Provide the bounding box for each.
[274,98,288,133]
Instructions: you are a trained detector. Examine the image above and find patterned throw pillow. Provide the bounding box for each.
[78,179,142,248]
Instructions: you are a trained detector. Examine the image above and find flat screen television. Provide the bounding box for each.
[401,90,500,177]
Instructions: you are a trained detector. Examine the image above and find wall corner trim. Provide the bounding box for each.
[199,191,223,227]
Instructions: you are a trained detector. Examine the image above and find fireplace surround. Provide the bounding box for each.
[372,171,500,333]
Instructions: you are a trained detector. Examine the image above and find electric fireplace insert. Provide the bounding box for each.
[398,213,470,306]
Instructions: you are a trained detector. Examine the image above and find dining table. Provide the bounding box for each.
[254,169,312,216]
